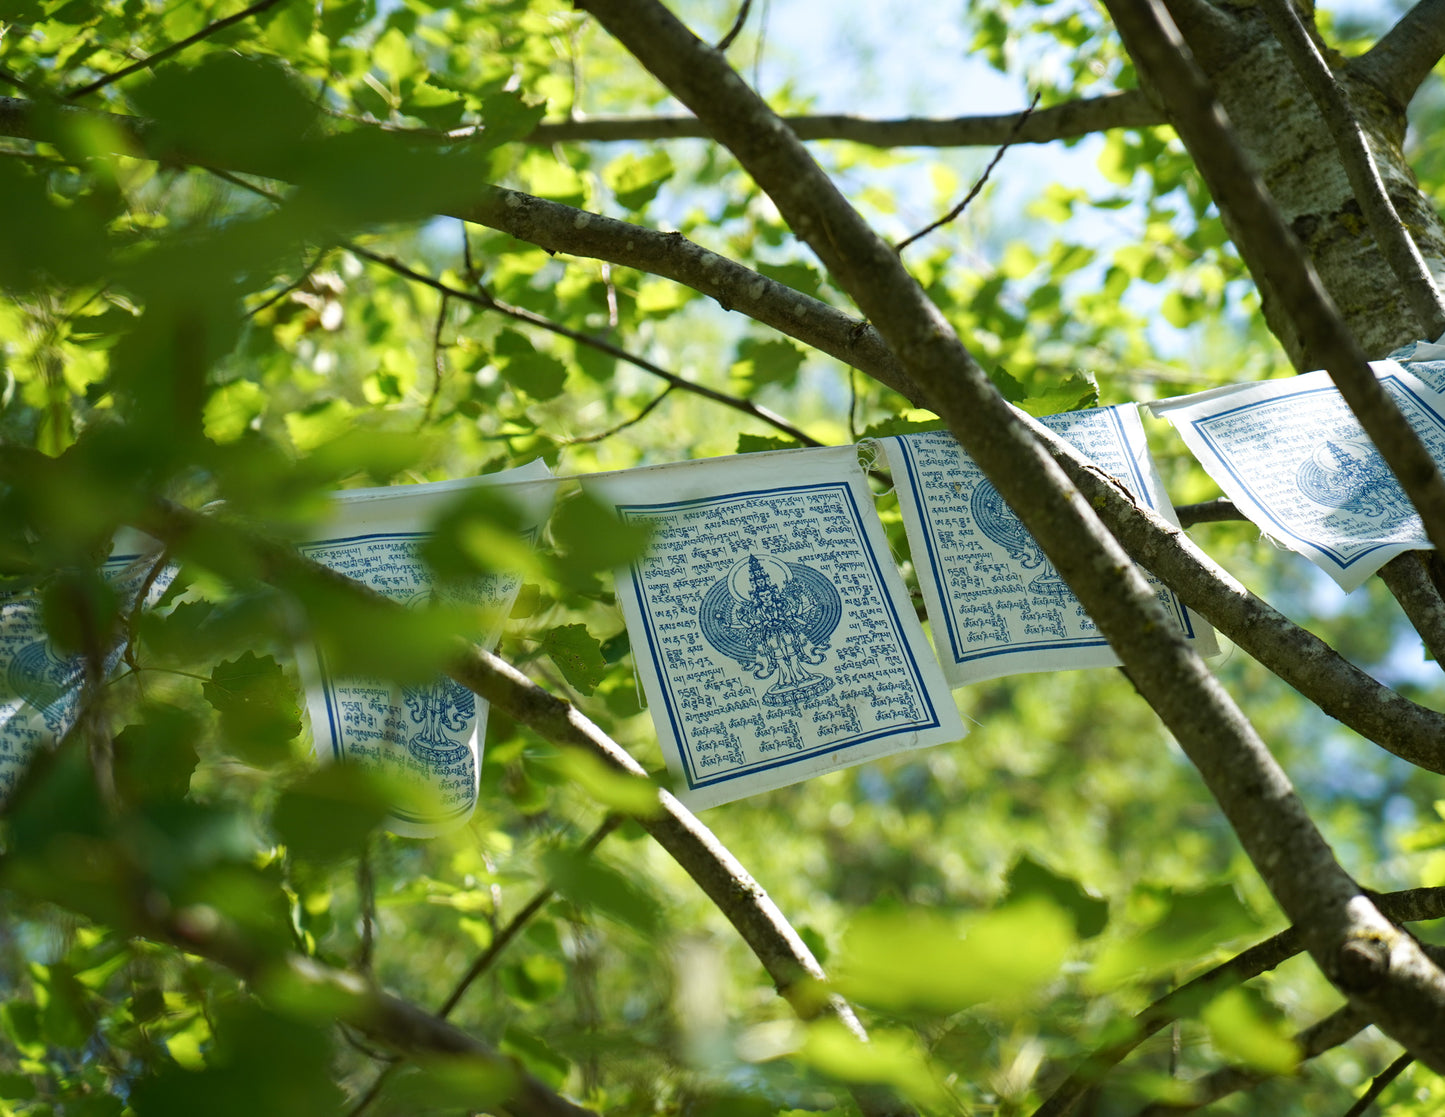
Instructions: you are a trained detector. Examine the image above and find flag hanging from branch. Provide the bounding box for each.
[587,446,964,810]
[295,460,554,836]
[1152,361,1444,591]
[883,406,1216,686]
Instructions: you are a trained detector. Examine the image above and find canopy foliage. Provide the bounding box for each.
[4,0,1445,1115]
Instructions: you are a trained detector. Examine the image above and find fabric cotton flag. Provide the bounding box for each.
[1151,361,1442,592]
[884,407,1216,686]
[586,446,964,811]
[296,460,554,837]
[1,529,176,804]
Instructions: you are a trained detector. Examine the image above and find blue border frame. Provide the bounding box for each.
[617,481,944,792]
[1191,374,1438,570]
[893,412,1195,666]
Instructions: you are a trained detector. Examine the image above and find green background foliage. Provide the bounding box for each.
[3,0,1445,1114]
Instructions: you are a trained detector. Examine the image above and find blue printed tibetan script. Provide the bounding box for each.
[616,480,949,795]
[1186,373,1442,572]
[887,408,1207,685]
[298,532,509,832]
[1,547,175,803]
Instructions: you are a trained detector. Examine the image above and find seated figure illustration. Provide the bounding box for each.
[698,553,843,709]
[1296,438,1411,521]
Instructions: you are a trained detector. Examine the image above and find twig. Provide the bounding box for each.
[356,837,376,977]
[716,0,752,51]
[894,92,1040,254]
[1341,1051,1413,1117]
[246,249,332,319]
[349,817,622,1117]
[1259,0,1445,341]
[1134,1004,1368,1115]
[424,289,452,423]
[525,90,1162,148]
[563,385,674,444]
[346,244,827,448]
[1173,498,1242,526]
[64,0,291,100]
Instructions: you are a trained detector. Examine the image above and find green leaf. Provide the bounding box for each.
[548,490,652,591]
[1091,882,1262,989]
[494,329,567,401]
[1201,987,1300,1075]
[1005,855,1109,939]
[603,149,675,210]
[731,337,805,387]
[113,704,201,804]
[271,765,393,863]
[737,433,802,454]
[542,847,663,934]
[203,652,302,766]
[540,623,607,695]
[833,897,1074,1014]
[1017,370,1099,417]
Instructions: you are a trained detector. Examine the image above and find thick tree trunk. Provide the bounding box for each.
[1176,3,1445,363]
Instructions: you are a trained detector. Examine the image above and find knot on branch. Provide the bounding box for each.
[1335,931,1392,992]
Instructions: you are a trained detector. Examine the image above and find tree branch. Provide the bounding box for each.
[0,95,922,403]
[50,486,913,1117]
[1351,0,1445,111]
[1022,422,1445,773]
[1260,0,1445,341]
[1135,1004,1368,1115]
[345,245,826,447]
[63,0,290,101]
[1342,1050,1413,1117]
[1136,0,1445,557]
[131,910,599,1117]
[1378,552,1445,667]
[576,0,1445,1073]
[1033,887,1445,1117]
[524,90,1164,148]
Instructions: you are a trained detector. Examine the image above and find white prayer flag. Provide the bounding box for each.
[296,460,554,836]
[1152,362,1442,591]
[586,446,964,810]
[884,407,1215,686]
[1,530,175,803]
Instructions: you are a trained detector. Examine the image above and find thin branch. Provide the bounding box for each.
[63,0,291,101]
[1135,1004,1368,1115]
[1352,0,1445,110]
[525,90,1163,148]
[1260,0,1445,341]
[1033,888,1445,1117]
[894,92,1040,254]
[346,244,827,447]
[563,385,675,444]
[715,0,752,51]
[351,817,622,1117]
[1131,0,1445,556]
[1342,1051,1413,1117]
[576,0,1445,1073]
[425,289,451,423]
[1174,498,1242,526]
[1378,552,1445,667]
